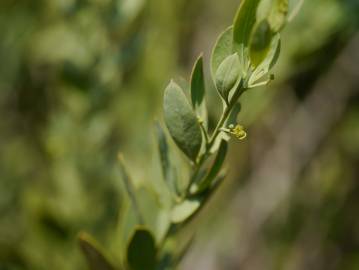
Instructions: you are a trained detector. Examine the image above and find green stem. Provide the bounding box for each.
[185,83,246,196]
[199,121,209,145]
[162,84,247,264]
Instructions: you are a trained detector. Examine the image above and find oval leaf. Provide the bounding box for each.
[118,155,145,225]
[233,0,261,58]
[164,81,202,161]
[249,34,281,86]
[78,232,117,270]
[127,228,157,270]
[211,26,233,78]
[190,55,207,128]
[269,35,281,70]
[249,20,274,67]
[215,53,241,100]
[155,122,179,195]
[171,198,201,224]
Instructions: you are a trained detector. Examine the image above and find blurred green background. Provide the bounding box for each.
[0,0,358,269]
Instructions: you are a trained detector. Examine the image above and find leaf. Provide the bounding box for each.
[118,154,144,225]
[215,53,241,100]
[78,232,117,270]
[127,228,157,270]
[233,0,261,60]
[155,122,177,193]
[211,26,233,78]
[155,122,170,181]
[269,36,281,70]
[171,198,201,224]
[195,140,228,194]
[190,55,207,128]
[174,172,227,223]
[249,20,274,67]
[248,34,281,85]
[117,200,139,260]
[163,81,202,161]
[268,0,289,32]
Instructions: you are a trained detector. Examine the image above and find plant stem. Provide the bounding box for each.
[185,83,246,196]
[162,85,247,267]
[199,121,209,144]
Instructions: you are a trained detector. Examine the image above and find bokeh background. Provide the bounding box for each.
[0,0,358,269]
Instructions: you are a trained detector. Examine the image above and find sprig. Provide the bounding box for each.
[79,1,300,269]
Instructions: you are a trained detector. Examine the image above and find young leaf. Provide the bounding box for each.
[118,154,145,225]
[127,228,157,270]
[211,26,233,78]
[171,198,201,224]
[233,0,261,58]
[215,53,241,100]
[78,232,117,270]
[164,81,202,161]
[249,20,274,67]
[248,34,281,86]
[268,0,289,32]
[116,200,139,260]
[195,140,228,194]
[155,122,177,193]
[190,55,207,128]
[269,35,281,70]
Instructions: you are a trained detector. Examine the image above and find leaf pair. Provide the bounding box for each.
[231,0,288,70]
[210,27,242,102]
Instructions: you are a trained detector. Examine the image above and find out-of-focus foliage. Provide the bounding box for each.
[0,0,358,269]
[0,0,201,269]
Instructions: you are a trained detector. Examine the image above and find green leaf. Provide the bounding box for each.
[78,232,117,270]
[116,200,139,260]
[164,81,202,161]
[127,228,157,270]
[190,55,207,128]
[155,122,177,194]
[215,53,241,100]
[233,0,261,61]
[248,34,281,85]
[269,35,281,69]
[118,154,144,225]
[211,26,233,78]
[171,198,201,224]
[268,0,289,32]
[249,20,274,67]
[195,140,228,194]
